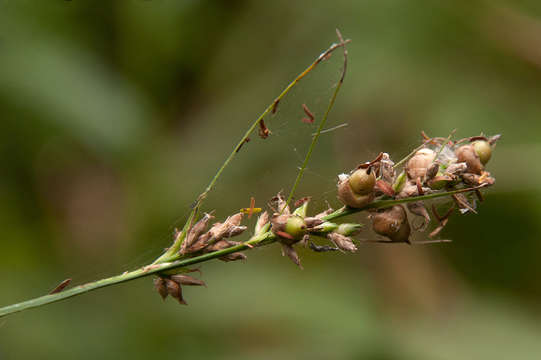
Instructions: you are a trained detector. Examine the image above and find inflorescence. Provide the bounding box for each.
[154,132,500,304]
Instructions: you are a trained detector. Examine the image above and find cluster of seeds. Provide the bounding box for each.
[338,133,499,242]
[154,133,499,304]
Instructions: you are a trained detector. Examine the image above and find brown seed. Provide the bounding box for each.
[337,178,375,208]
[371,205,411,243]
[455,144,483,175]
[406,148,436,180]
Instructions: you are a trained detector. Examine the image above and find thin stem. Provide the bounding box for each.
[0,231,276,318]
[154,38,349,264]
[285,29,349,209]
[187,38,350,226]
[0,185,486,319]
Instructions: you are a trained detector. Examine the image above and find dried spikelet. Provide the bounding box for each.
[327,232,357,252]
[208,213,244,239]
[165,278,186,305]
[154,277,168,300]
[181,213,213,254]
[280,243,302,268]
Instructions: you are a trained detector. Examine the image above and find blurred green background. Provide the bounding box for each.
[1,1,540,359]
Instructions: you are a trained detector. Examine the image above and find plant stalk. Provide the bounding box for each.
[0,185,483,318]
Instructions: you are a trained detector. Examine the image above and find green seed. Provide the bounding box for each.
[472,140,492,165]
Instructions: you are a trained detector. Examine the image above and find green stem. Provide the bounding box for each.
[0,185,485,319]
[0,231,276,318]
[154,38,349,265]
[284,30,349,208]
[184,38,350,232]
[322,185,486,221]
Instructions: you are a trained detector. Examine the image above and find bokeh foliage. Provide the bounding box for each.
[1,1,541,359]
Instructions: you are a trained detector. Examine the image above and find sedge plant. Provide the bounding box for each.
[0,30,499,317]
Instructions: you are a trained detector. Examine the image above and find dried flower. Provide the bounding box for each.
[327,232,357,252]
